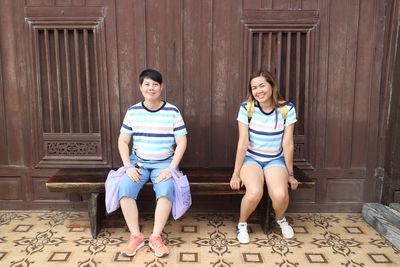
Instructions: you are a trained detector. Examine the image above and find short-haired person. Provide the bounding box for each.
[118,69,187,257]
[230,70,299,243]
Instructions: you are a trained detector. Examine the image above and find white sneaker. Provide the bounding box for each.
[237,222,250,244]
[277,217,294,239]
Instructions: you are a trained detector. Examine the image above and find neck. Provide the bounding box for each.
[258,99,273,112]
[143,99,163,110]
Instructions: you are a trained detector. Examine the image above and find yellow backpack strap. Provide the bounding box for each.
[278,100,288,120]
[246,99,255,123]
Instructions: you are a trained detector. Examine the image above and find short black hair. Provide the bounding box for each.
[139,69,163,85]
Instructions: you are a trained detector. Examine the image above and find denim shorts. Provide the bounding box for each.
[243,156,287,171]
[118,154,174,202]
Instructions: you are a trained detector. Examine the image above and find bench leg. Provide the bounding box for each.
[88,192,104,239]
[260,187,273,234]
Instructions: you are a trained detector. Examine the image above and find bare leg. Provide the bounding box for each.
[120,197,141,236]
[264,167,289,220]
[152,196,172,236]
[239,164,264,222]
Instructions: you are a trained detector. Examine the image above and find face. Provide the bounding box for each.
[139,78,163,101]
[250,76,272,103]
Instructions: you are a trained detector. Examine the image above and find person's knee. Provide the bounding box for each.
[157,195,172,203]
[245,189,263,202]
[270,190,288,204]
[155,180,174,202]
[120,196,136,205]
[158,181,174,193]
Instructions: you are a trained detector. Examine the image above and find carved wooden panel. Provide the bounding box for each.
[25,7,111,167]
[241,10,320,169]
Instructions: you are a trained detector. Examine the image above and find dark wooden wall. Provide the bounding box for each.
[0,0,399,211]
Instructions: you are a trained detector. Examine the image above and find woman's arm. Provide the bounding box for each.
[230,122,249,190]
[118,133,141,182]
[118,133,132,167]
[282,123,298,190]
[156,135,187,183]
[170,135,187,170]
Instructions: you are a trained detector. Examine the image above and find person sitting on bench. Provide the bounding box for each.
[118,69,187,257]
[230,69,298,243]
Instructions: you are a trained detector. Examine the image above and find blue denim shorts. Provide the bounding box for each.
[243,156,287,171]
[118,154,174,202]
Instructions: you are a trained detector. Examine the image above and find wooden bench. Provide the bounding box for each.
[46,166,314,238]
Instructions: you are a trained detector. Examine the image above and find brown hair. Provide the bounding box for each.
[247,70,284,108]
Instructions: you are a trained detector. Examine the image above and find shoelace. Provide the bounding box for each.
[237,226,247,234]
[280,220,289,227]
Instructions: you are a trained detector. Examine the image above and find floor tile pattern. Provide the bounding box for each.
[0,211,399,267]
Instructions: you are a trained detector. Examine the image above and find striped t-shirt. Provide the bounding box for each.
[120,101,187,161]
[237,101,297,162]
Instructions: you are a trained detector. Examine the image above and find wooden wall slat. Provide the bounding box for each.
[44,29,55,133]
[340,0,359,169]
[183,0,212,166]
[325,0,348,168]
[247,31,253,82]
[316,0,330,169]
[257,32,263,70]
[0,51,7,164]
[114,0,146,166]
[304,31,310,152]
[92,29,101,133]
[54,29,64,133]
[0,0,24,165]
[276,32,282,86]
[285,32,291,98]
[145,0,166,72]
[165,0,183,110]
[74,29,83,133]
[365,0,387,202]
[351,0,376,168]
[83,29,93,133]
[227,0,243,166]
[295,32,301,116]
[64,29,73,132]
[267,33,272,70]
[211,0,239,166]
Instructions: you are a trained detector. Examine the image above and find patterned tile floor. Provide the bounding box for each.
[0,210,399,267]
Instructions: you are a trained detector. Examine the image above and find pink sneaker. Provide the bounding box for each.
[148,235,170,257]
[121,233,145,257]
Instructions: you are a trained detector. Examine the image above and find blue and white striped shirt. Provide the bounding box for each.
[120,101,187,161]
[237,101,297,162]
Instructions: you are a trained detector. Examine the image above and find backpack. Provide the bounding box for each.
[246,99,288,122]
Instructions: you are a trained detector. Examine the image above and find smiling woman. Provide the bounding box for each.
[230,70,298,243]
[116,69,188,258]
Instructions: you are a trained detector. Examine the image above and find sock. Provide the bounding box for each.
[238,222,247,228]
[277,217,286,224]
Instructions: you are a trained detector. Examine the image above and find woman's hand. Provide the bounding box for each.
[156,168,172,183]
[230,173,242,190]
[126,166,142,183]
[288,176,299,190]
